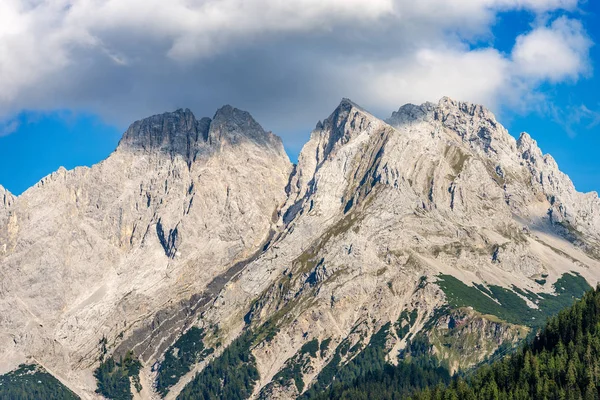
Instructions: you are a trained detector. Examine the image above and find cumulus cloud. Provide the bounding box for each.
[343,48,512,113]
[513,16,592,82]
[0,0,593,144]
[346,15,592,115]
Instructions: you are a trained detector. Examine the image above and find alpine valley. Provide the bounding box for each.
[1,97,599,399]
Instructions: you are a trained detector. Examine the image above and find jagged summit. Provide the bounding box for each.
[118,108,208,155]
[209,104,283,149]
[386,101,436,125]
[118,105,286,160]
[312,98,383,161]
[337,97,368,112]
[388,96,497,126]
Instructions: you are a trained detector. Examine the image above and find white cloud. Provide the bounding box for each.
[331,16,591,118]
[345,48,511,113]
[513,16,592,82]
[0,0,593,139]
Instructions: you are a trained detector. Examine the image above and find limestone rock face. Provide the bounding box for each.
[0,107,292,397]
[1,98,599,400]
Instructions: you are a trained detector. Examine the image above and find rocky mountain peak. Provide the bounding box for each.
[118,108,209,155]
[437,96,492,117]
[282,98,384,219]
[517,132,545,165]
[313,98,380,162]
[388,97,514,158]
[386,101,437,126]
[387,96,499,129]
[209,104,283,149]
[3,97,600,400]
[118,105,287,165]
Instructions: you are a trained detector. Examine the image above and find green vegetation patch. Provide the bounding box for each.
[156,327,214,396]
[94,351,142,400]
[437,272,590,327]
[177,329,259,400]
[273,338,320,392]
[444,145,471,179]
[303,323,391,398]
[395,309,419,340]
[309,362,450,400]
[0,364,79,400]
[319,338,332,357]
[408,309,528,372]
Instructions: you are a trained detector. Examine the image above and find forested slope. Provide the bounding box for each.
[310,285,600,400]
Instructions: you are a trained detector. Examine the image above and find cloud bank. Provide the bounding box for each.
[0,0,593,141]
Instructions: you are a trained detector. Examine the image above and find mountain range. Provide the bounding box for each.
[1,97,599,399]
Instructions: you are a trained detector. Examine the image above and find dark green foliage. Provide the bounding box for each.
[309,363,451,400]
[156,327,214,396]
[304,285,600,400]
[303,323,395,398]
[0,364,79,400]
[403,333,433,360]
[99,336,108,361]
[437,272,590,326]
[536,272,593,317]
[416,275,428,291]
[300,339,320,358]
[395,309,418,340]
[312,349,342,392]
[412,284,600,400]
[94,351,142,400]
[273,338,320,392]
[274,362,306,393]
[320,338,332,357]
[177,329,259,400]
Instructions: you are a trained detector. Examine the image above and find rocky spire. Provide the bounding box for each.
[118,106,286,162]
[208,105,285,151]
[386,100,437,126]
[517,132,544,165]
[313,98,380,165]
[388,96,516,157]
[118,108,210,158]
[282,98,386,223]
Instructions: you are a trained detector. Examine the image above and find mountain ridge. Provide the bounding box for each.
[6,98,600,200]
[0,97,599,400]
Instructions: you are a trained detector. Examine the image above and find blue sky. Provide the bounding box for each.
[0,0,598,195]
[491,5,600,194]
